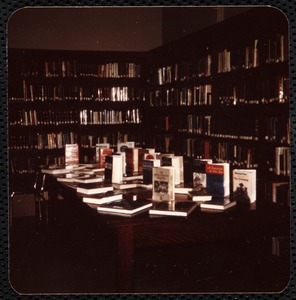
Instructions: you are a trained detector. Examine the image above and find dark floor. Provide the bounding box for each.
[9,201,290,295]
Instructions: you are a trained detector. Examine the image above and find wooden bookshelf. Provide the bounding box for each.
[145,7,290,204]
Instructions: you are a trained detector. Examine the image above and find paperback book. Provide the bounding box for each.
[149,201,198,217]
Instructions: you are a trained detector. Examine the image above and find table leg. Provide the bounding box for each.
[117,225,134,293]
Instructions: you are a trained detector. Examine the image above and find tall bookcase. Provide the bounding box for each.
[145,7,290,203]
[8,49,146,189]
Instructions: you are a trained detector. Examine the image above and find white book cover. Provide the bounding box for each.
[232,169,256,203]
[152,166,175,201]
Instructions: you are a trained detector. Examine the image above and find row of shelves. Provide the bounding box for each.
[149,74,288,107]
[10,83,145,102]
[13,60,142,79]
[9,108,143,126]
[152,35,288,85]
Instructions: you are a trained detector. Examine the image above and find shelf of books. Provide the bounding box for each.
[146,7,290,204]
[8,49,147,190]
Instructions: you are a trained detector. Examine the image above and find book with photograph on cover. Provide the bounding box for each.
[152,166,175,201]
[232,169,256,203]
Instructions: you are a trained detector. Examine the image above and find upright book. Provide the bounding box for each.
[143,158,161,185]
[152,166,175,201]
[161,155,184,185]
[65,143,79,169]
[232,169,256,203]
[149,201,198,217]
[193,159,212,188]
[96,198,152,217]
[96,146,113,168]
[104,153,123,184]
[206,163,230,197]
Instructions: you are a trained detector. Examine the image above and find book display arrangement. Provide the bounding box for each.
[9,8,289,207]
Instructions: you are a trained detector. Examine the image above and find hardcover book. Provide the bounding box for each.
[232,169,256,203]
[188,188,212,201]
[143,158,161,185]
[65,143,79,169]
[104,153,123,184]
[96,198,152,217]
[74,174,104,184]
[161,155,184,185]
[77,182,114,195]
[82,190,123,205]
[96,147,113,168]
[56,172,79,182]
[206,163,230,197]
[125,147,141,176]
[152,166,175,201]
[41,165,71,175]
[149,201,198,217]
[200,197,236,210]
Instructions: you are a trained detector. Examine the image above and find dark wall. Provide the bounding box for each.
[162,6,252,45]
[8,6,252,51]
[8,7,163,51]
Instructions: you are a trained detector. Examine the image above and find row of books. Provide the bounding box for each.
[76,159,257,217]
[264,117,290,144]
[217,36,287,72]
[153,35,287,86]
[9,108,142,127]
[9,109,79,126]
[181,139,258,168]
[152,113,289,148]
[149,85,212,107]
[216,76,289,106]
[10,83,145,102]
[9,132,77,150]
[79,108,142,125]
[18,60,141,78]
[156,55,212,85]
[10,157,36,175]
[174,114,259,141]
[274,146,290,176]
[149,76,288,107]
